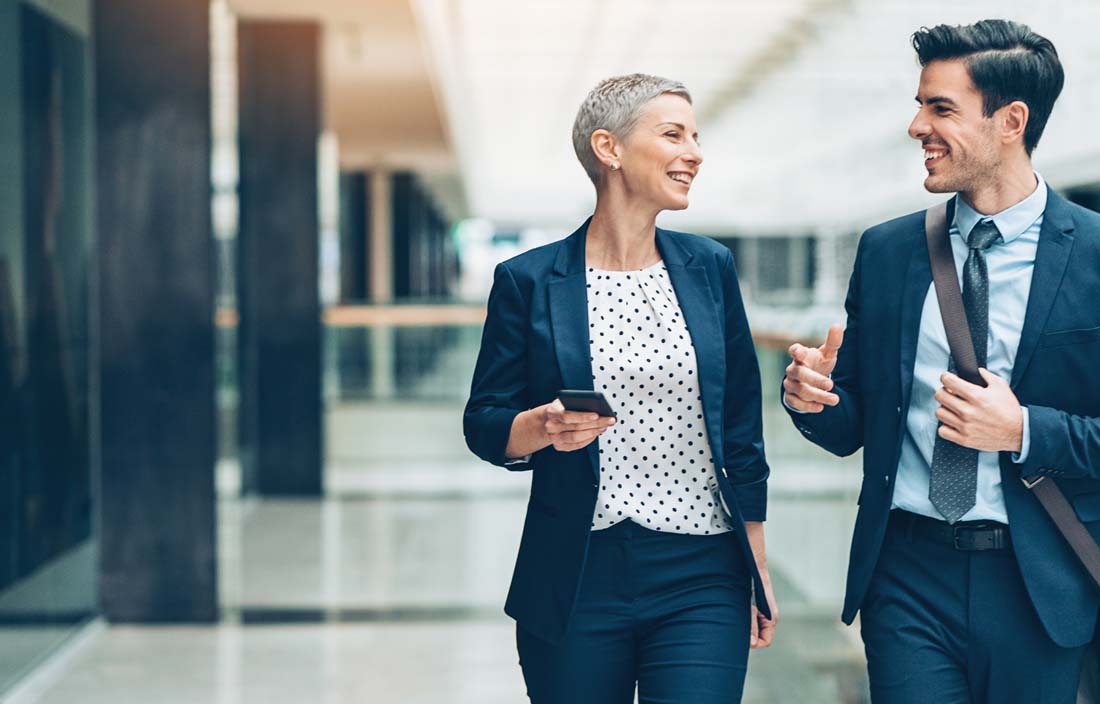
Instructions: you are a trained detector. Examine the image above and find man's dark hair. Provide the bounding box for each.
[912,19,1063,155]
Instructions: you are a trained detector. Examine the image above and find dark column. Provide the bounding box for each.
[391,171,415,299]
[336,171,369,397]
[391,171,449,300]
[338,171,368,302]
[96,0,217,622]
[237,21,322,496]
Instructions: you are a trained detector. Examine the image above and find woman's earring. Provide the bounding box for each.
[611,163,620,170]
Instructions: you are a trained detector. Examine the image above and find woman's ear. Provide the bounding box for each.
[590,129,621,171]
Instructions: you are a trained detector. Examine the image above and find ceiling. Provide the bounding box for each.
[230,0,466,219]
[413,0,1100,235]
[228,0,1100,235]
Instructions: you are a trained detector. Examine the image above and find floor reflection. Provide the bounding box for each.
[23,398,870,703]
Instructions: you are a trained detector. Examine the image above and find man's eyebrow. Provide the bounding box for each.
[915,95,958,107]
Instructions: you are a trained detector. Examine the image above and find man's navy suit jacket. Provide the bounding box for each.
[465,219,771,644]
[787,187,1100,647]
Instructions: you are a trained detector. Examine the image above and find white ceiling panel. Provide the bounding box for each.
[415,0,1100,234]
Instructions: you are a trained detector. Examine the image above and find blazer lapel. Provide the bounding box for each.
[898,212,934,419]
[656,230,726,465]
[548,220,593,390]
[1011,187,1076,388]
[548,220,598,477]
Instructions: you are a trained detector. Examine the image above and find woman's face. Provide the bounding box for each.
[617,94,703,211]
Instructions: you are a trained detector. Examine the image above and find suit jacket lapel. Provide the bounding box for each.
[1011,187,1076,388]
[548,220,598,477]
[656,230,726,466]
[899,212,934,419]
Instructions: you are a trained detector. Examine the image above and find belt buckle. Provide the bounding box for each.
[952,526,1002,551]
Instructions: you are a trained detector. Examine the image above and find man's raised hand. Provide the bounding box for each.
[783,324,844,413]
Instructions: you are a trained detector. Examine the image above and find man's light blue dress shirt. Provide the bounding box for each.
[891,174,1046,524]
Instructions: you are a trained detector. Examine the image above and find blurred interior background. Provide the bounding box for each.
[2,0,1100,702]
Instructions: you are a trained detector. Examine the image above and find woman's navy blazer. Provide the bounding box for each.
[464,219,771,643]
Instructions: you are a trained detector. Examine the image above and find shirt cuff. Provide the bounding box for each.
[1011,406,1031,464]
[504,454,532,466]
[782,393,809,415]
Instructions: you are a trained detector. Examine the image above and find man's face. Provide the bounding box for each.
[908,59,1002,194]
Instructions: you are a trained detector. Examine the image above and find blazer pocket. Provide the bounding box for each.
[1072,491,1100,523]
[1039,325,1100,349]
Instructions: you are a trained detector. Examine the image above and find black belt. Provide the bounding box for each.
[890,509,1011,551]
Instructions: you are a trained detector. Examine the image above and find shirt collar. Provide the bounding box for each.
[952,171,1047,245]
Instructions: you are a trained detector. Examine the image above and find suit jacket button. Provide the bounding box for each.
[884,475,890,484]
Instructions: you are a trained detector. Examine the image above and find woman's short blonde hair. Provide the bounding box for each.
[572,73,692,185]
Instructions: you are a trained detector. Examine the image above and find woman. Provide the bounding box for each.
[463,73,777,703]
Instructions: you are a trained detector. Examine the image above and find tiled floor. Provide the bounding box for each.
[19,615,868,704]
[22,622,526,704]
[12,401,870,703]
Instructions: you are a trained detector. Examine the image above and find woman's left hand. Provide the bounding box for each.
[750,567,779,649]
[744,521,779,649]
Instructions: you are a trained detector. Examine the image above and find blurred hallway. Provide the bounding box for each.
[6,0,1100,702]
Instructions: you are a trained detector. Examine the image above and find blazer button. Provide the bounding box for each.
[884,475,890,485]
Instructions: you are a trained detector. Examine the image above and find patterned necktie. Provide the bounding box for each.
[928,219,1002,524]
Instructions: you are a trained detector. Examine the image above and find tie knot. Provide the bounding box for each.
[968,220,1001,251]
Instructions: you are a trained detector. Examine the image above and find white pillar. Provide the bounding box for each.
[368,169,393,303]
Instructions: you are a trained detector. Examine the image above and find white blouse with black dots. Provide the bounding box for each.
[586,262,733,535]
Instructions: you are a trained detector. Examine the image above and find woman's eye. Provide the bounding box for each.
[665,131,680,139]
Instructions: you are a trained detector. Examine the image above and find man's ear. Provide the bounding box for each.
[1000,100,1030,148]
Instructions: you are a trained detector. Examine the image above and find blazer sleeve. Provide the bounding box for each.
[783,232,865,457]
[719,249,770,521]
[1016,405,1100,481]
[463,262,533,469]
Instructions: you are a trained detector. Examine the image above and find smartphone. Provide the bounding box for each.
[558,389,616,418]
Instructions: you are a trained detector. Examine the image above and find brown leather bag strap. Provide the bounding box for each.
[1028,477,1100,587]
[925,202,983,387]
[925,200,1100,589]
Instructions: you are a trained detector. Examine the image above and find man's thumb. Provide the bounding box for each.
[820,324,844,360]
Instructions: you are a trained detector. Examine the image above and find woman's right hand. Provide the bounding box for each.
[541,399,617,452]
[505,399,616,459]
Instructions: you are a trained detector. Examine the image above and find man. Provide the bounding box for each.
[784,20,1100,703]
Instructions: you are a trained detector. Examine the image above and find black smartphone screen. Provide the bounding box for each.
[558,389,616,417]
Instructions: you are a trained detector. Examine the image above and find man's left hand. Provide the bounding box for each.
[935,368,1024,453]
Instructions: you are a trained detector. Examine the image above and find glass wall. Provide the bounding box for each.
[0,0,97,693]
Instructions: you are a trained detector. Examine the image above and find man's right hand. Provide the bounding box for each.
[783,324,844,413]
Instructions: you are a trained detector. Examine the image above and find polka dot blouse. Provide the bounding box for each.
[587,262,733,535]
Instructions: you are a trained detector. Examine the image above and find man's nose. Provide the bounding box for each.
[908,111,930,141]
